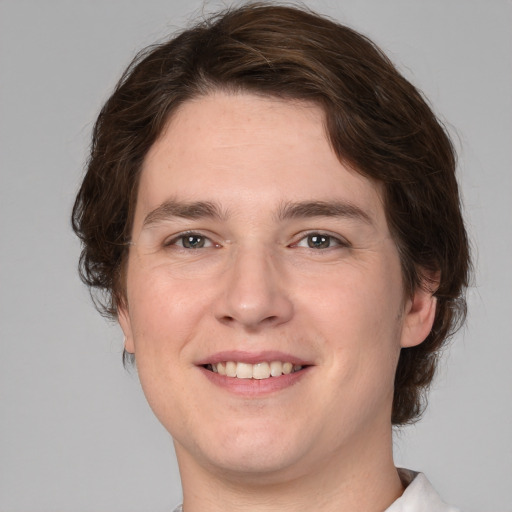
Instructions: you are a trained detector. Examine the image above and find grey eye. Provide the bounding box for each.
[307,234,332,249]
[181,235,207,249]
[293,232,348,250]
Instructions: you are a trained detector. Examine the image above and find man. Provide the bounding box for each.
[72,3,469,511]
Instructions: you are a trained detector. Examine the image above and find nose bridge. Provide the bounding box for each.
[215,242,293,329]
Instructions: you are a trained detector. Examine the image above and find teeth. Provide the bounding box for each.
[282,362,293,374]
[225,361,237,378]
[217,361,226,376]
[270,361,283,377]
[236,362,253,379]
[252,362,270,380]
[209,361,303,379]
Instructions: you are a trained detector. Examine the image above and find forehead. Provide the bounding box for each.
[136,92,385,229]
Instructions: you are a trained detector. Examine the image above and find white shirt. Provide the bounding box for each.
[172,469,460,512]
[387,469,461,512]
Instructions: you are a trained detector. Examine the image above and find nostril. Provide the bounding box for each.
[213,282,294,328]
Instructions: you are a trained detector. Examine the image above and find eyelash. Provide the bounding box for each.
[291,232,350,250]
[163,231,349,250]
[163,231,218,249]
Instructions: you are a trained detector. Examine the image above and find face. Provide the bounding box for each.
[119,92,436,483]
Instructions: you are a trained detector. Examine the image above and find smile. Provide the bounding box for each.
[204,361,304,380]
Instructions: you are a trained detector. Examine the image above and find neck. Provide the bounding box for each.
[175,423,403,512]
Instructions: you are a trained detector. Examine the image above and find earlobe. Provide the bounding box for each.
[400,278,439,349]
[118,304,135,354]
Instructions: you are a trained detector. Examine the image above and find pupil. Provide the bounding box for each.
[308,235,329,248]
[184,235,204,248]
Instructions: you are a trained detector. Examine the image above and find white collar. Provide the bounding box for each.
[384,468,460,512]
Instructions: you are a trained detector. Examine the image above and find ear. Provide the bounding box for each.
[400,272,440,348]
[118,302,135,354]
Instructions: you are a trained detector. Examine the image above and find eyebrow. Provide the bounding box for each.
[142,198,373,229]
[142,199,226,228]
[275,200,373,224]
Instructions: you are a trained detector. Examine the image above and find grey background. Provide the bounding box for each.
[1,0,511,511]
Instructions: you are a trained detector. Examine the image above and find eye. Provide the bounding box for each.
[165,232,216,249]
[294,233,348,249]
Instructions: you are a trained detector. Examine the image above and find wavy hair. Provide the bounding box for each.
[72,3,470,425]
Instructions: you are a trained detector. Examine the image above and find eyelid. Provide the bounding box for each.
[161,229,349,249]
[290,230,351,249]
[163,230,220,248]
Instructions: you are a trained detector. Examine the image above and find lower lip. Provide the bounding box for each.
[199,366,311,396]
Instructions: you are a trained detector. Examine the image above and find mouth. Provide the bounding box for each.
[202,361,306,380]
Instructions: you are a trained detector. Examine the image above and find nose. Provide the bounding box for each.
[214,246,294,331]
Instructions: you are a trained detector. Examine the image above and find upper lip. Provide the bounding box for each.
[195,350,312,366]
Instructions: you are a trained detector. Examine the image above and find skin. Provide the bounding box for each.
[119,92,437,512]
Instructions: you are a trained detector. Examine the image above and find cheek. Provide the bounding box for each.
[126,267,212,352]
[304,260,403,333]
[304,256,404,378]
[125,271,203,417]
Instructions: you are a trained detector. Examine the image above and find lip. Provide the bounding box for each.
[195,350,311,366]
[199,365,311,396]
[195,350,313,397]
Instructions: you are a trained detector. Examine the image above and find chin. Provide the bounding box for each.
[176,418,312,480]
[201,447,308,483]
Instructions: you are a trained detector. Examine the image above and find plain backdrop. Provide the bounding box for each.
[1,1,511,511]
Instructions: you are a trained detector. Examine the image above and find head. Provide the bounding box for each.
[72,2,469,430]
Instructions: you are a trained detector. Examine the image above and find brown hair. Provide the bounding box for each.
[72,2,470,425]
